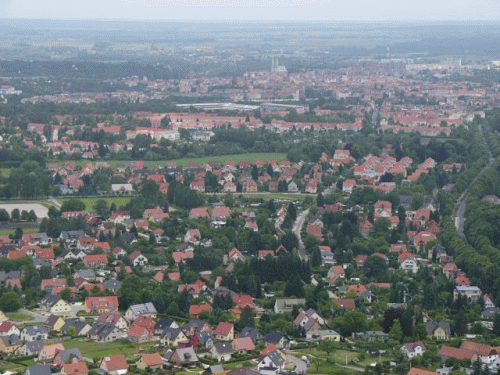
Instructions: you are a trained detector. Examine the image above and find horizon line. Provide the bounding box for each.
[2,17,500,23]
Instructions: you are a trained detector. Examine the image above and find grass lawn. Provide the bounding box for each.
[49,153,287,170]
[61,197,132,212]
[62,339,155,360]
[0,360,25,373]
[0,227,39,236]
[6,312,35,322]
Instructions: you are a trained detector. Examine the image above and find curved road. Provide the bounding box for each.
[293,209,309,261]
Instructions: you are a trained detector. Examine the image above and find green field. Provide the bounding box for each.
[62,339,155,360]
[61,197,132,212]
[0,227,39,236]
[6,311,35,322]
[49,153,287,169]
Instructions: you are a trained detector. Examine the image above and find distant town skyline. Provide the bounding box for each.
[1,0,500,21]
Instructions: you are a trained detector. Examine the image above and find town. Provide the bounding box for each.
[0,17,500,375]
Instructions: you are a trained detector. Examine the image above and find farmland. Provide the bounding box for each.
[61,197,132,212]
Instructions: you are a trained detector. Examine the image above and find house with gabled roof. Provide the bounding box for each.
[100,354,128,375]
[211,342,235,362]
[137,353,163,370]
[214,322,234,341]
[125,303,157,321]
[170,347,199,366]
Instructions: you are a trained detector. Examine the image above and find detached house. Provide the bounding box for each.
[401,342,426,358]
[214,322,234,341]
[100,354,128,375]
[125,303,157,321]
[84,296,119,315]
[21,325,49,342]
[129,251,148,267]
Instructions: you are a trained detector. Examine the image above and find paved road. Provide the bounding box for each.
[20,308,47,323]
[287,354,308,374]
[293,209,310,261]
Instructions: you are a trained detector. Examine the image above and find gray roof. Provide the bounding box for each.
[61,319,89,335]
[482,308,500,318]
[214,342,234,355]
[184,319,207,332]
[24,341,45,353]
[128,302,157,316]
[240,327,263,341]
[1,334,21,346]
[163,327,183,341]
[25,364,52,375]
[55,347,83,363]
[59,230,85,241]
[41,293,61,308]
[23,325,49,336]
[261,351,285,367]
[78,269,96,279]
[174,347,198,363]
[426,321,451,335]
[103,279,121,292]
[89,322,117,339]
[264,331,286,344]
[198,331,214,344]
[154,318,176,332]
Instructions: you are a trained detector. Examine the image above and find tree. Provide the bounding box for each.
[287,202,297,221]
[454,308,467,336]
[13,227,23,240]
[60,288,72,302]
[28,210,37,222]
[389,320,403,342]
[363,255,388,280]
[318,339,337,363]
[61,199,86,212]
[166,301,180,316]
[341,310,367,334]
[0,209,9,222]
[10,209,20,222]
[311,246,322,267]
[239,306,255,328]
[68,326,76,337]
[494,314,500,337]
[94,199,110,219]
[284,277,305,298]
[0,291,22,312]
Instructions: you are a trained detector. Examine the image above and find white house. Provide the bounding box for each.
[401,342,426,359]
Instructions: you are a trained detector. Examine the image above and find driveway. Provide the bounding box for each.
[287,354,308,374]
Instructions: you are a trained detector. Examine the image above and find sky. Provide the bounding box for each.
[1,0,499,21]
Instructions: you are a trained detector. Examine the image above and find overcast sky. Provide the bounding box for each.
[1,0,499,21]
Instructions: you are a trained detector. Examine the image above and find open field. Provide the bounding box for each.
[49,153,287,169]
[61,197,132,212]
[0,227,39,236]
[0,203,49,218]
[6,312,34,322]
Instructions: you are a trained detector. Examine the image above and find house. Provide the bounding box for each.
[137,353,163,371]
[40,294,72,316]
[25,365,52,375]
[426,322,451,340]
[198,331,215,349]
[183,319,212,337]
[61,362,88,375]
[88,323,123,342]
[460,340,498,364]
[342,179,356,194]
[240,327,264,342]
[97,312,129,330]
[264,332,288,349]
[232,337,255,354]
[0,321,20,336]
[100,355,128,375]
[125,303,157,321]
[214,322,234,341]
[438,345,477,362]
[84,254,108,268]
[53,347,84,366]
[0,334,21,354]
[38,343,65,361]
[189,304,212,317]
[129,251,148,267]
[257,351,285,374]
[333,298,356,310]
[18,341,45,357]
[85,296,119,314]
[45,315,66,333]
[21,325,49,342]
[274,299,306,314]
[162,328,188,347]
[60,319,92,337]
[170,347,199,366]
[211,342,235,362]
[401,342,426,358]
[154,318,179,335]
[305,329,341,342]
[454,286,482,302]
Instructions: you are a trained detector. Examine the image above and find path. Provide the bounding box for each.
[286,354,308,374]
[293,209,310,261]
[19,308,46,323]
